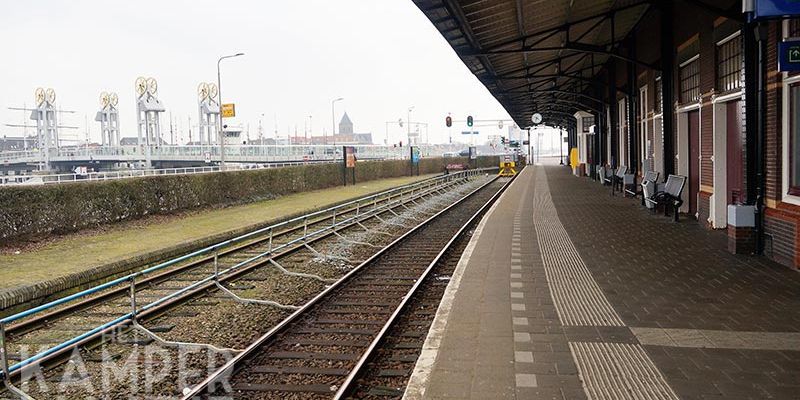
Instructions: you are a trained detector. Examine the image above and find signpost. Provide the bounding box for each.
[343,146,356,185]
[410,146,421,176]
[221,103,236,118]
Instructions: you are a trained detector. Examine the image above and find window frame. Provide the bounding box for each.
[715,32,742,93]
[582,115,595,133]
[679,55,700,105]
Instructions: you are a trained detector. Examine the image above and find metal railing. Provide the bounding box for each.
[0,144,498,165]
[0,168,492,389]
[0,161,339,186]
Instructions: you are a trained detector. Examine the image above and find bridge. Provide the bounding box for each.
[0,143,503,173]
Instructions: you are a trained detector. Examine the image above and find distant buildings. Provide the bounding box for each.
[287,112,373,145]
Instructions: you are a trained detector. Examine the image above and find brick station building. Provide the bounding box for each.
[416,0,800,269]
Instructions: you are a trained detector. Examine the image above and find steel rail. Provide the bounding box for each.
[0,170,490,393]
[180,174,503,399]
[0,170,474,336]
[334,174,515,399]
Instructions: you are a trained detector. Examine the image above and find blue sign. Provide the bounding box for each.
[779,40,800,72]
[754,0,800,19]
[410,146,421,164]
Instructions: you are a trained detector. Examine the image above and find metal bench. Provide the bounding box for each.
[645,174,687,222]
[628,170,660,205]
[608,165,627,194]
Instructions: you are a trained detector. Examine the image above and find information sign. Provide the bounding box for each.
[754,0,800,19]
[779,40,800,72]
[410,146,421,164]
[221,103,236,118]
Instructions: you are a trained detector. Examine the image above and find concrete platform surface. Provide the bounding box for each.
[406,163,800,400]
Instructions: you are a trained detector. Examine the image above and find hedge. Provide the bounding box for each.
[0,156,499,243]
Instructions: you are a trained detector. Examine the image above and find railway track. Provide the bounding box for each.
[183,175,511,400]
[0,170,494,399]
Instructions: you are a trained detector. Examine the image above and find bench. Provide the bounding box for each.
[645,174,687,222]
[607,165,627,194]
[626,170,660,205]
[597,165,611,184]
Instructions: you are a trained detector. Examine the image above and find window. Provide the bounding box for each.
[789,83,800,195]
[790,18,800,37]
[679,57,700,104]
[716,34,742,92]
[582,116,594,132]
[654,77,663,114]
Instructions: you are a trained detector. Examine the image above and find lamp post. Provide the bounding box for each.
[330,97,343,146]
[217,52,244,170]
[407,106,414,145]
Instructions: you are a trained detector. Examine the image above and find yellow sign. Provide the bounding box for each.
[569,147,579,168]
[498,161,517,177]
[221,103,235,118]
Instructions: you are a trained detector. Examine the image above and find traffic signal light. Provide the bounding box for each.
[445,116,452,127]
[467,115,473,127]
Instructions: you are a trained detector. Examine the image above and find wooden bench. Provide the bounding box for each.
[645,174,687,222]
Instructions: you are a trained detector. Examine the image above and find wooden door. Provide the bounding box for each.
[726,100,744,205]
[688,110,700,216]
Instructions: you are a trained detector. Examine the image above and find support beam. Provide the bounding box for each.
[627,45,639,176]
[609,62,618,169]
[661,2,676,176]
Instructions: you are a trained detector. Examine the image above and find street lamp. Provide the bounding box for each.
[407,106,414,145]
[307,115,312,143]
[217,52,244,170]
[330,97,344,146]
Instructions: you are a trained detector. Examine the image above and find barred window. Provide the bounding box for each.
[582,116,595,132]
[790,18,800,37]
[679,58,700,104]
[717,34,742,92]
[655,77,663,114]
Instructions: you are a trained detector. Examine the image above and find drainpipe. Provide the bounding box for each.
[744,15,766,255]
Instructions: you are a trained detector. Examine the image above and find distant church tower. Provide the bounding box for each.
[339,112,354,135]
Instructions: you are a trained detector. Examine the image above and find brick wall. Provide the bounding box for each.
[699,18,715,191]
[764,209,798,267]
[765,21,782,203]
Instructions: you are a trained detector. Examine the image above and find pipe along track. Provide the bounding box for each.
[183,175,512,399]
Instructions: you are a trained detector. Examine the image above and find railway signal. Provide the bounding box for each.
[445,115,452,127]
[467,115,473,127]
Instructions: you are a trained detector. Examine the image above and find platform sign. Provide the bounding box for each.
[342,146,356,185]
[410,146,421,164]
[780,40,800,71]
[221,103,235,118]
[468,146,477,160]
[344,146,356,168]
[753,0,800,19]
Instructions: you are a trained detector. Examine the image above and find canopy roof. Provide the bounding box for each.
[414,0,652,127]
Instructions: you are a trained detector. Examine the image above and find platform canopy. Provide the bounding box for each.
[413,0,652,128]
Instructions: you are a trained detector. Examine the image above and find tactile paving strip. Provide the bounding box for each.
[532,169,624,327]
[569,342,679,400]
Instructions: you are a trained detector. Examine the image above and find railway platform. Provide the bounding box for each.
[406,162,800,400]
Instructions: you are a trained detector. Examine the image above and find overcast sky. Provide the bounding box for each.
[0,1,518,145]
